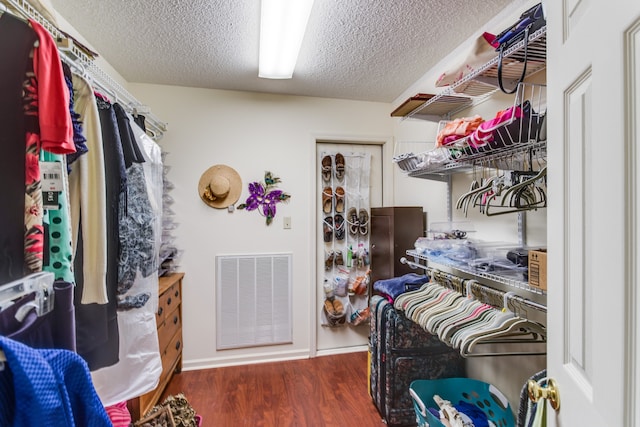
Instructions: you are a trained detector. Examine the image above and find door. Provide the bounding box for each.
[315,141,383,352]
[546,1,640,425]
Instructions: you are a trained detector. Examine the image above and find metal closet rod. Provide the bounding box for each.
[4,0,167,140]
[399,257,546,313]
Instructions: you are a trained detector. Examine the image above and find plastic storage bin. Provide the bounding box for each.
[409,377,514,427]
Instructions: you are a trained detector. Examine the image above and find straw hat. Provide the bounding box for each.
[198,164,242,209]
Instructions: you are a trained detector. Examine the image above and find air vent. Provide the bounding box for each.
[216,253,292,350]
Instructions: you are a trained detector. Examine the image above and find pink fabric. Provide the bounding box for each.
[437,115,483,147]
[470,104,524,148]
[105,401,131,427]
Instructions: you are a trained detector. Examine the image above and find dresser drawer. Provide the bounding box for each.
[160,329,182,378]
[157,308,181,352]
[156,280,181,325]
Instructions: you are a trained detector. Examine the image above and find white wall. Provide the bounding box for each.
[129,83,393,369]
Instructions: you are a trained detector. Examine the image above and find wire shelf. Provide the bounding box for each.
[404,26,547,122]
[407,249,545,295]
[4,0,167,140]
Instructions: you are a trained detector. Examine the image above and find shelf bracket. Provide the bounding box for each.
[518,211,527,247]
[446,175,452,222]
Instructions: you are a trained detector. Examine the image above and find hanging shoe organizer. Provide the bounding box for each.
[320,151,371,327]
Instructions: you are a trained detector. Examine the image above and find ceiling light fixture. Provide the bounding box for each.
[259,0,315,79]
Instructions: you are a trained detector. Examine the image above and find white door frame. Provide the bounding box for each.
[308,134,394,357]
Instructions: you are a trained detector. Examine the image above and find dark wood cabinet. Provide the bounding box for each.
[370,207,425,285]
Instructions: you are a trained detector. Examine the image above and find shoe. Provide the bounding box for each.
[359,209,369,235]
[325,250,335,271]
[332,298,344,315]
[334,214,345,241]
[321,155,332,182]
[324,299,336,315]
[334,186,345,213]
[335,153,345,180]
[323,216,333,242]
[347,207,359,236]
[322,187,333,213]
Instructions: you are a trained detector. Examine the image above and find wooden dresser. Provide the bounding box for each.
[128,272,184,420]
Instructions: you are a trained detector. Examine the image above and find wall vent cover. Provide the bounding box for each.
[216,253,292,350]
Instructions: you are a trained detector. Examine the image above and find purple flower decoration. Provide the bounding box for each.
[238,172,291,225]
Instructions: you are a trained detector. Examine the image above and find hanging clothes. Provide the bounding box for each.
[26,19,76,275]
[0,14,38,283]
[113,102,154,303]
[0,335,111,427]
[68,73,108,305]
[40,150,74,284]
[90,116,163,406]
[74,96,124,371]
[62,63,89,168]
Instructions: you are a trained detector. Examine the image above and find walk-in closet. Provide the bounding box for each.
[0,0,638,425]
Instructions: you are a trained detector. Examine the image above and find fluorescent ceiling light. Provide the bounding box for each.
[259,0,315,79]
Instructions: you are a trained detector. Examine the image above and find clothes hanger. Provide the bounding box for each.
[409,287,453,323]
[419,291,467,332]
[393,282,432,312]
[395,282,440,314]
[460,316,546,355]
[484,173,546,216]
[437,302,493,343]
[426,280,481,335]
[452,291,519,349]
[423,292,470,334]
[0,272,55,316]
[500,166,547,206]
[456,174,495,212]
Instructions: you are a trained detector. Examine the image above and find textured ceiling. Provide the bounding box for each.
[49,0,515,103]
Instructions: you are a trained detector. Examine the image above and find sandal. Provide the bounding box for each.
[323,216,333,242]
[347,207,359,236]
[334,214,345,241]
[321,155,332,182]
[335,153,345,180]
[359,209,369,235]
[325,250,335,271]
[322,187,333,213]
[334,186,345,213]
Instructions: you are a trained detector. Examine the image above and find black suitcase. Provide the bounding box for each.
[369,295,465,426]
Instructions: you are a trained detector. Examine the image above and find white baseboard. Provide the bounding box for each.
[315,344,368,357]
[182,345,369,371]
[181,349,311,371]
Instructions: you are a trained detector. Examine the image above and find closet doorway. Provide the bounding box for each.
[315,141,384,354]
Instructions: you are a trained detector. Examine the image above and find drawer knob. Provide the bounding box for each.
[173,316,178,325]
[175,290,179,298]
[167,297,172,305]
[175,340,181,350]
[157,307,163,316]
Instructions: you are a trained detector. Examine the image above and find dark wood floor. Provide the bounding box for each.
[160,351,387,426]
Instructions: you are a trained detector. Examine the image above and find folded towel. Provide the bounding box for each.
[373,273,430,301]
